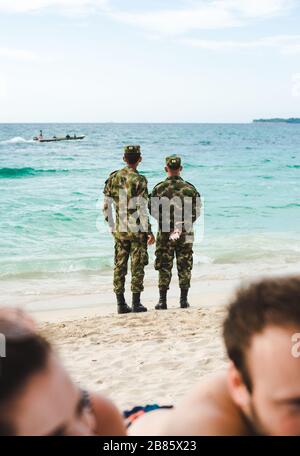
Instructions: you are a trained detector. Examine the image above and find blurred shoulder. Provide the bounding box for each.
[89,392,127,436]
[174,372,249,435]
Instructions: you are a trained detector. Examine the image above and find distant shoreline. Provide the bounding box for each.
[0,122,253,125]
[1,120,300,125]
[253,118,300,124]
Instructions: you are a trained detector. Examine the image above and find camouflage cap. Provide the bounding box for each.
[124,145,141,155]
[166,155,181,170]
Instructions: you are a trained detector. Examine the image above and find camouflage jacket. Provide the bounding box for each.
[103,166,152,240]
[149,176,201,233]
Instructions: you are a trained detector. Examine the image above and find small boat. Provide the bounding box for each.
[33,134,85,143]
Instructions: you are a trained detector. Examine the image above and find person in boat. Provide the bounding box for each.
[38,130,43,141]
[66,134,71,140]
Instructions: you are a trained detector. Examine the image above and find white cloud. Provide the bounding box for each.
[110,5,240,35]
[0,1,294,33]
[0,47,38,61]
[109,0,294,36]
[223,0,293,18]
[0,0,109,14]
[181,34,300,54]
[292,73,300,97]
[0,75,8,98]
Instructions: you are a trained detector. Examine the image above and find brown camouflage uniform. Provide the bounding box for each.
[103,166,152,294]
[149,171,201,290]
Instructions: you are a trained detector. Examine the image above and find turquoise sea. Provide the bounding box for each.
[0,123,299,308]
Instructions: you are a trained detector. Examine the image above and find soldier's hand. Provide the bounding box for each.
[169,228,182,241]
[147,234,155,245]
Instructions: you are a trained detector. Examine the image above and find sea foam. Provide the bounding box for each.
[0,136,34,144]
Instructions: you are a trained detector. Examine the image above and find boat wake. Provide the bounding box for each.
[0,136,34,145]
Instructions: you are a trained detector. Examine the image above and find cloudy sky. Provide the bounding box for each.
[1,0,300,122]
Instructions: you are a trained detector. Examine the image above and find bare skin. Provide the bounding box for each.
[91,392,127,436]
[228,325,300,436]
[3,354,126,436]
[129,371,250,436]
[165,165,182,178]
[0,307,36,330]
[130,325,300,436]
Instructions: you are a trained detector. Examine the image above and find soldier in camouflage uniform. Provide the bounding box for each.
[149,155,201,310]
[103,145,155,314]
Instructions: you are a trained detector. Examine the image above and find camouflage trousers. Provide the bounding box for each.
[154,232,194,290]
[113,237,149,294]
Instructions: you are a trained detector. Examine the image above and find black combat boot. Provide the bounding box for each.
[132,292,147,313]
[116,293,132,314]
[155,289,167,310]
[180,288,190,309]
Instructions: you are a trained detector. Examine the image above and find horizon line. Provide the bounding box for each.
[0,121,256,125]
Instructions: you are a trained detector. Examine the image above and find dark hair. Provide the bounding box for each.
[167,164,181,171]
[223,276,300,392]
[124,151,141,165]
[0,318,51,435]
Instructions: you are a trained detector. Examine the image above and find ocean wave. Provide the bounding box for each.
[265,203,300,209]
[0,136,34,144]
[1,238,300,280]
[257,175,274,179]
[0,167,70,178]
[0,254,113,279]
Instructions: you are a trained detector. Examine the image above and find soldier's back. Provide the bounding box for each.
[152,176,199,199]
[150,177,200,233]
[107,167,147,201]
[104,166,150,240]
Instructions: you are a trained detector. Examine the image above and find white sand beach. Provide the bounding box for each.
[39,305,227,412]
[1,262,296,412]
[30,273,232,411]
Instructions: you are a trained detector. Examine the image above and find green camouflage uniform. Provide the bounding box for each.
[149,157,201,290]
[103,161,152,294]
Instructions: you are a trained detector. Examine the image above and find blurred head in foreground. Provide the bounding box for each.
[0,311,127,437]
[224,276,300,436]
[0,317,98,436]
